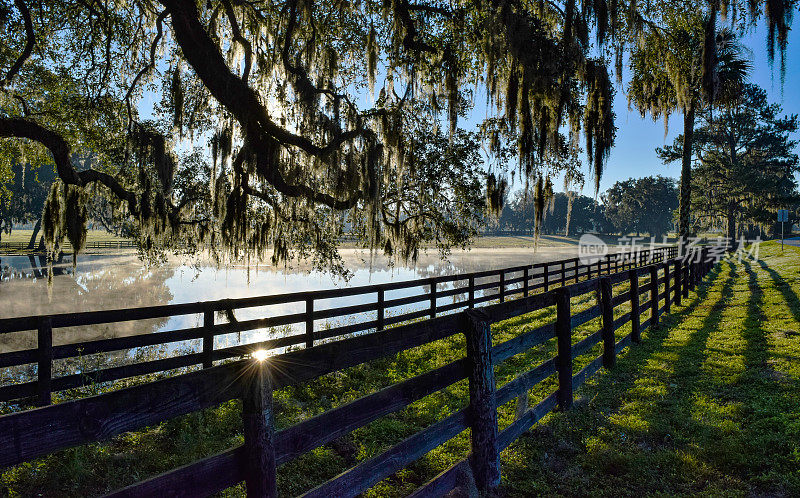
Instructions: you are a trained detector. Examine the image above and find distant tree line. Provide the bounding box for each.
[489,175,678,238]
[659,84,800,239]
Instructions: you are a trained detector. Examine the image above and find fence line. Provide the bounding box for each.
[0,240,137,251]
[0,246,715,497]
[0,246,678,404]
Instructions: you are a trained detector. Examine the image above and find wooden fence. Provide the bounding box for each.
[0,246,718,497]
[0,247,677,405]
[0,240,137,251]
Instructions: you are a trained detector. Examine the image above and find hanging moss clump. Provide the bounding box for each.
[533,176,554,248]
[42,181,64,254]
[565,190,576,236]
[41,181,88,274]
[366,25,378,97]
[486,173,507,218]
[170,66,184,136]
[583,60,615,194]
[63,184,89,267]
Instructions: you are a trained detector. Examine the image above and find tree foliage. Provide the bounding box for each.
[497,189,604,236]
[602,175,678,238]
[0,0,793,270]
[627,4,752,239]
[0,156,56,242]
[0,0,620,270]
[658,84,800,238]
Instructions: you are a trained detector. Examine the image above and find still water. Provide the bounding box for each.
[0,246,581,355]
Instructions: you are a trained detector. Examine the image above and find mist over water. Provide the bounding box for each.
[0,246,582,355]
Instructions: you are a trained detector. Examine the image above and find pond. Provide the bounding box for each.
[0,245,594,394]
[0,247,586,350]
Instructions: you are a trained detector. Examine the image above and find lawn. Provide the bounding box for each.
[1,242,798,496]
[502,241,800,496]
[0,229,125,245]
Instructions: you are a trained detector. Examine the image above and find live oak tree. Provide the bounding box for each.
[0,158,57,248]
[602,175,678,238]
[0,0,792,270]
[658,84,799,239]
[626,4,752,241]
[0,0,621,271]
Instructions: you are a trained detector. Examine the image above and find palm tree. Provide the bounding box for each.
[627,10,750,242]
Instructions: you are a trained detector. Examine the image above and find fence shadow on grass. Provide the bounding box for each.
[501,260,732,494]
[736,260,800,492]
[755,258,800,324]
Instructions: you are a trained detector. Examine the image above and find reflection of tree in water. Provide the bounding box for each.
[0,254,175,352]
[0,254,183,402]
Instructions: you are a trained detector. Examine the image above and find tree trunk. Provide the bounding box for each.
[27,218,41,250]
[679,103,696,244]
[726,201,736,243]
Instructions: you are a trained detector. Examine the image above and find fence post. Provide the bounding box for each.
[554,287,573,411]
[674,260,682,306]
[561,261,566,287]
[462,309,501,493]
[305,298,314,348]
[241,363,278,498]
[682,259,690,299]
[650,265,660,327]
[523,267,529,297]
[499,270,505,303]
[599,278,616,368]
[37,317,53,406]
[203,306,214,368]
[468,275,475,309]
[628,269,641,343]
[573,258,580,283]
[429,278,437,319]
[663,263,671,314]
[543,264,549,292]
[377,288,385,330]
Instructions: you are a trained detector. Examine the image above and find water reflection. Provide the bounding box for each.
[0,246,592,398]
[0,247,578,354]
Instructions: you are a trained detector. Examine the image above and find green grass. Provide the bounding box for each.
[2,242,799,496]
[0,229,125,245]
[502,242,800,496]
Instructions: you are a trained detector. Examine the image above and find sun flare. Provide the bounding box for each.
[252,349,269,362]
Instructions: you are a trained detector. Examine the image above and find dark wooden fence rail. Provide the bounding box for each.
[0,247,716,498]
[0,246,678,404]
[0,240,138,250]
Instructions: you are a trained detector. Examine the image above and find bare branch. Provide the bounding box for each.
[1,0,35,88]
[220,0,253,81]
[0,117,139,214]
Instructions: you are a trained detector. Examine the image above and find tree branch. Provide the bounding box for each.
[1,0,35,88]
[220,0,252,81]
[161,0,368,210]
[0,117,139,214]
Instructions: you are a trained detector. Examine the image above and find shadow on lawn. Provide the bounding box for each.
[734,260,800,493]
[506,258,800,496]
[502,261,737,495]
[755,258,800,324]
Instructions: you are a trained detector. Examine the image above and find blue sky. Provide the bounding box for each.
[579,22,800,197]
[141,20,799,199]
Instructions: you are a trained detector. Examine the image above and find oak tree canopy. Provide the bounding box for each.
[0,0,793,270]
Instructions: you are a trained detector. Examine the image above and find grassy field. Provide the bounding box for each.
[2,242,798,496]
[0,229,125,245]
